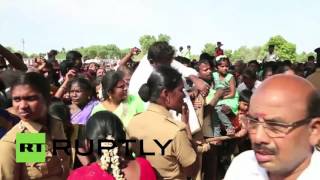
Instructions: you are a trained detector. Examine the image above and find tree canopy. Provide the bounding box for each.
[202,43,216,55]
[265,35,297,61]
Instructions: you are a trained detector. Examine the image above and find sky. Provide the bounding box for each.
[0,0,319,55]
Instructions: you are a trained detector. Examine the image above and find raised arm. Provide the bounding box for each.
[117,47,140,68]
[54,69,77,99]
[0,44,28,71]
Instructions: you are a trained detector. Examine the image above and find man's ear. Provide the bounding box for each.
[309,117,320,146]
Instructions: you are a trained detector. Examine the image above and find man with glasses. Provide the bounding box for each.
[225,74,320,180]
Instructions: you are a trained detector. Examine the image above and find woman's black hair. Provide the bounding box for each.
[11,72,51,105]
[101,70,124,99]
[67,77,96,98]
[85,111,126,156]
[175,56,191,67]
[49,101,72,139]
[138,65,182,102]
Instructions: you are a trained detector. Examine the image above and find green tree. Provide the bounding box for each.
[231,46,261,62]
[224,49,233,60]
[120,48,131,58]
[158,34,171,43]
[262,35,297,61]
[56,53,66,61]
[98,50,108,58]
[75,44,122,59]
[251,46,262,60]
[76,47,86,56]
[232,46,250,61]
[139,35,157,53]
[202,43,216,55]
[103,44,121,59]
[29,53,39,58]
[296,52,316,63]
[56,47,67,61]
[88,49,98,59]
[190,54,199,61]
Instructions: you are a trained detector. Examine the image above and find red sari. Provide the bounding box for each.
[68,157,156,180]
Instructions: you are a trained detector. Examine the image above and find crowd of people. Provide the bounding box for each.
[0,41,319,180]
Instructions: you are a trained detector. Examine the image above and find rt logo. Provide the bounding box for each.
[16,133,46,163]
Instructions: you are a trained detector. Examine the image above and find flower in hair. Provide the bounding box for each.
[99,135,125,180]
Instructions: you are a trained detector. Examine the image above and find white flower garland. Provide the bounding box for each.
[100,135,125,180]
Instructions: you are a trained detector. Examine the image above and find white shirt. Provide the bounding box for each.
[128,55,198,95]
[237,80,262,93]
[264,53,279,62]
[224,149,320,180]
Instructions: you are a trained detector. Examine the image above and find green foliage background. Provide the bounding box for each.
[7,34,316,63]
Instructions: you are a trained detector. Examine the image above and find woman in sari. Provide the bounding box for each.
[90,70,144,127]
[68,77,98,125]
[67,77,98,167]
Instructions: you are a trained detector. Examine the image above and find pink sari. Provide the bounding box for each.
[68,157,156,180]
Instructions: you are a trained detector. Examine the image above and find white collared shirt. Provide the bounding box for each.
[237,80,262,93]
[224,149,320,180]
[264,53,279,62]
[128,55,198,95]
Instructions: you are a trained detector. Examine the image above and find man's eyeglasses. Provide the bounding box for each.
[244,115,312,138]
